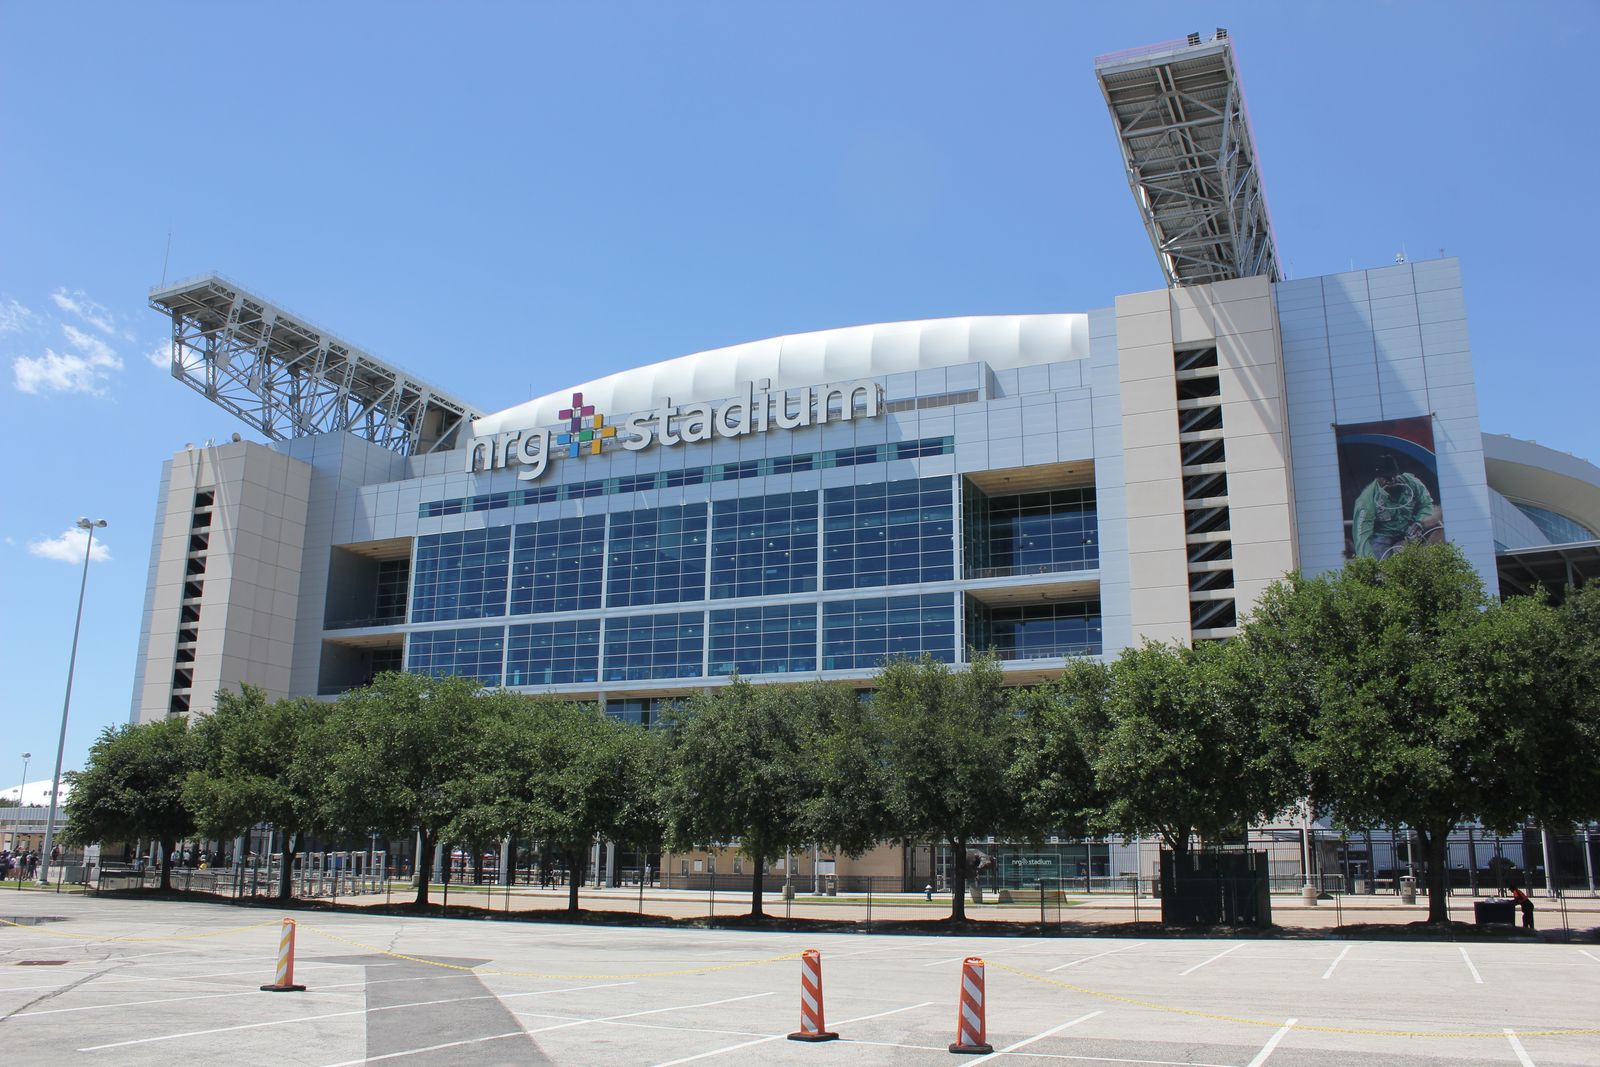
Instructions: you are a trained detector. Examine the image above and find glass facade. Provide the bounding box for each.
[709,603,818,676]
[823,477,954,591]
[966,488,1098,578]
[968,600,1102,660]
[511,514,605,614]
[1512,501,1597,546]
[822,594,956,670]
[410,527,510,623]
[506,618,600,686]
[710,491,819,599]
[407,626,505,685]
[603,611,706,681]
[607,504,709,607]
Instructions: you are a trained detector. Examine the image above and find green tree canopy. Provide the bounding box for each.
[661,679,820,917]
[321,671,483,907]
[64,717,198,891]
[186,685,330,900]
[1246,543,1578,922]
[875,653,1019,922]
[1093,640,1282,863]
[1009,658,1109,843]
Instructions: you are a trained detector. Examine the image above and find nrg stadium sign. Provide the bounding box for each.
[465,377,883,481]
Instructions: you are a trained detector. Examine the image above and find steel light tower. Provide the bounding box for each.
[38,518,105,886]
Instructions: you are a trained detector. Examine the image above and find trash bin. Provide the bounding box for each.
[1399,875,1417,905]
[1474,899,1515,926]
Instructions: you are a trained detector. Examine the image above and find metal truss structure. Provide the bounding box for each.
[1096,31,1282,287]
[149,274,482,456]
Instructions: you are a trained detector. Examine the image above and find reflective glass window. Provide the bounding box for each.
[708,603,817,676]
[410,527,511,622]
[506,618,600,685]
[710,490,819,599]
[968,600,1102,660]
[607,504,709,607]
[822,477,954,591]
[603,611,706,681]
[407,626,504,685]
[821,594,955,670]
[974,488,1098,578]
[511,514,605,614]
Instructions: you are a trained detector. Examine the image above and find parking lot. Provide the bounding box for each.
[3,892,1597,1066]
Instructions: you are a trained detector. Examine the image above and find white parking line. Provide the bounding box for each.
[1460,947,1483,984]
[648,1001,932,1066]
[922,955,970,967]
[517,991,774,1035]
[1321,945,1352,979]
[319,1030,526,1066]
[966,1009,1102,1063]
[1245,1018,1297,1066]
[1504,1028,1536,1066]
[1580,949,1600,966]
[1179,943,1242,976]
[76,980,632,1051]
[1049,942,1143,971]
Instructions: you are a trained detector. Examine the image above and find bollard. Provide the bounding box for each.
[786,949,839,1042]
[949,956,993,1054]
[259,918,307,992]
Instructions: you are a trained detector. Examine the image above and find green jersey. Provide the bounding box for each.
[1352,472,1434,557]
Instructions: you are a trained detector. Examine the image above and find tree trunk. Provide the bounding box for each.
[277,832,298,903]
[1419,823,1452,925]
[566,847,585,913]
[472,845,484,886]
[749,857,764,919]
[413,830,432,908]
[159,836,176,892]
[949,838,968,922]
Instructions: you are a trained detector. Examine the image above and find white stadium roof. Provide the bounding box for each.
[472,313,1091,435]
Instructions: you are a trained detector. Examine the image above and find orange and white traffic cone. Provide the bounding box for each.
[786,948,839,1042]
[949,956,993,1054]
[259,918,307,992]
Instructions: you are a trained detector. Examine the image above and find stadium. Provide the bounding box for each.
[127,33,1600,891]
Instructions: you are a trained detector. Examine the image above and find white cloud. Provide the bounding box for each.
[0,297,35,334]
[146,341,171,369]
[28,526,112,565]
[11,323,124,395]
[50,288,117,334]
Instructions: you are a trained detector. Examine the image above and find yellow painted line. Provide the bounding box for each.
[990,961,1600,1040]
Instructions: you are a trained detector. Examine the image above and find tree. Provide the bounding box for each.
[1008,659,1109,844]
[186,685,330,901]
[805,682,893,862]
[661,679,819,918]
[516,699,659,913]
[1094,640,1280,867]
[1246,543,1569,923]
[64,718,198,891]
[875,653,1020,922]
[320,671,483,908]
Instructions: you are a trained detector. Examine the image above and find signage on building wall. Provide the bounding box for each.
[464,377,883,481]
[1333,415,1446,559]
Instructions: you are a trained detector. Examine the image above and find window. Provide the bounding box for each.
[708,603,817,676]
[411,527,511,622]
[607,504,708,608]
[374,559,410,623]
[821,594,955,670]
[823,477,954,591]
[710,490,819,599]
[506,619,600,686]
[971,488,1098,577]
[511,514,605,614]
[968,600,1102,660]
[603,612,705,681]
[407,626,505,686]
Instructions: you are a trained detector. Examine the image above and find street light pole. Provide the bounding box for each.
[38,518,105,886]
[9,753,28,852]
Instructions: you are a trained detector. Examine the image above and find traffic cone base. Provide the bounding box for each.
[948,1041,994,1055]
[260,982,307,992]
[788,1030,840,1042]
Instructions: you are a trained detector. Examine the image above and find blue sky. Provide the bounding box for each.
[3,2,1598,782]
